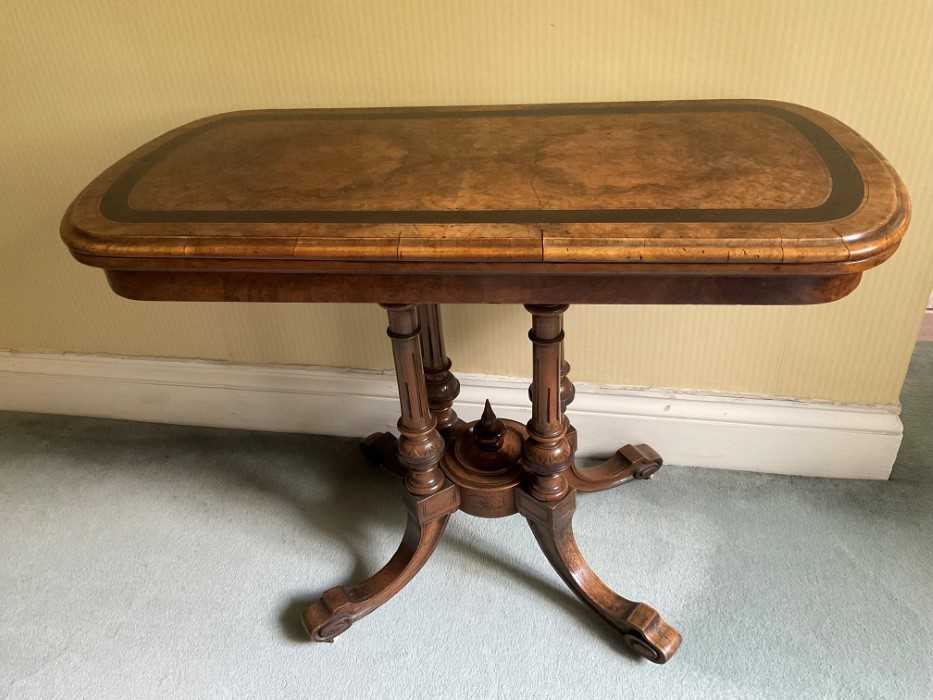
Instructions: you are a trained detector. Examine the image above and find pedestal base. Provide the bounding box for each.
[355,423,680,663]
[305,303,681,664]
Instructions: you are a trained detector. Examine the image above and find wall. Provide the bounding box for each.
[2,0,932,405]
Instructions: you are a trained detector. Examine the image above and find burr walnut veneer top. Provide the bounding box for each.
[62,100,908,274]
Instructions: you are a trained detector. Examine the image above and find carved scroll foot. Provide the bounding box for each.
[516,488,681,663]
[568,443,663,493]
[303,482,460,642]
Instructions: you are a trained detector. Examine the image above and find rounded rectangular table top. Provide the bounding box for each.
[61,100,909,304]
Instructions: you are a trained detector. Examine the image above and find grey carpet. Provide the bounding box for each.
[1,345,932,699]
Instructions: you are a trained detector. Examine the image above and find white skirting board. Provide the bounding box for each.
[0,351,903,479]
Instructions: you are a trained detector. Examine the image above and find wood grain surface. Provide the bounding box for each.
[62,100,909,274]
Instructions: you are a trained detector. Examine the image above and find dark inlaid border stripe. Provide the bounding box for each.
[101,103,864,225]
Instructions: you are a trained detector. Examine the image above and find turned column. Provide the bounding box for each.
[559,314,577,452]
[416,304,460,437]
[384,304,446,496]
[522,304,574,502]
[528,315,576,452]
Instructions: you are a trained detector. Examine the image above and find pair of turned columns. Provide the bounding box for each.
[387,303,574,502]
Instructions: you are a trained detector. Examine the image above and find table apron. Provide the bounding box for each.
[104,269,862,305]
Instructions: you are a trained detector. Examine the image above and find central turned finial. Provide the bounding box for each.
[473,399,505,452]
[444,398,526,517]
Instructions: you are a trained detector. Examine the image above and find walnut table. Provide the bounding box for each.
[61,101,909,664]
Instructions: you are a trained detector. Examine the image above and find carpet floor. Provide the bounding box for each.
[1,344,931,699]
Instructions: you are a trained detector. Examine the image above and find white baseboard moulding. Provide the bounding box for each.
[0,351,903,480]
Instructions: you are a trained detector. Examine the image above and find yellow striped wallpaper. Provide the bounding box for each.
[2,0,931,404]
